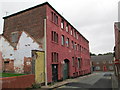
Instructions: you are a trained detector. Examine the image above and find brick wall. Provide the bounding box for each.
[1,74,35,88]
[3,5,46,46]
[92,61,114,71]
[3,59,14,72]
[0,51,3,72]
[46,5,91,82]
[24,57,32,74]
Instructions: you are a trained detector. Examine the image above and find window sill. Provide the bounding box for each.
[50,20,59,27]
[51,41,59,45]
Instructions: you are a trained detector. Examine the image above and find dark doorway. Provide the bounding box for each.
[63,59,69,80]
[52,64,58,82]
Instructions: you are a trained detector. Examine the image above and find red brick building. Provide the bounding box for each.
[3,2,91,83]
[114,22,120,80]
[91,55,114,72]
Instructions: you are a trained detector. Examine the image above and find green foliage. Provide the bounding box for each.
[0,73,26,77]
[90,52,96,56]
[90,52,113,56]
[31,83,41,89]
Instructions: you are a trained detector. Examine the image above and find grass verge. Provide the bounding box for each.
[0,73,26,77]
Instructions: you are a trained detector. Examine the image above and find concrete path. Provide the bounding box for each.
[42,72,115,89]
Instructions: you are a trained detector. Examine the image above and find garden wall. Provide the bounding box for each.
[1,74,35,88]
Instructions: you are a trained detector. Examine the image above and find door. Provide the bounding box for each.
[52,64,58,82]
[63,61,69,80]
[103,66,107,71]
[34,51,45,84]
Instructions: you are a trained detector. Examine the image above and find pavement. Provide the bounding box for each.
[112,74,120,90]
[41,72,100,89]
[41,72,120,89]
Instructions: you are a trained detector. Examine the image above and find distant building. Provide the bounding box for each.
[2,2,91,84]
[91,55,114,72]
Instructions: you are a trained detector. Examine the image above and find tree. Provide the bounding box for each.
[90,52,96,56]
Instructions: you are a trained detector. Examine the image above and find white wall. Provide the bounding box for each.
[14,31,43,73]
[0,36,14,60]
[0,31,43,73]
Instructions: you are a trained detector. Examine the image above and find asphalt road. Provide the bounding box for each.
[57,72,113,90]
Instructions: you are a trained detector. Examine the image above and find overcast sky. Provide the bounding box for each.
[0,0,119,54]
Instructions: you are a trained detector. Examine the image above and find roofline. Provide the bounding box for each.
[3,2,89,42]
[3,2,48,19]
[0,35,15,48]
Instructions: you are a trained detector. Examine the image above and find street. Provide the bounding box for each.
[56,72,113,89]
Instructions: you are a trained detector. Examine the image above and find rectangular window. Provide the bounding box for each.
[11,32,18,43]
[72,57,74,66]
[77,44,79,51]
[51,31,58,43]
[72,41,74,49]
[61,19,64,29]
[74,42,77,50]
[78,59,80,69]
[51,12,58,24]
[74,30,76,38]
[79,45,81,52]
[52,52,58,62]
[66,23,69,32]
[76,33,79,39]
[66,38,69,47]
[71,27,73,35]
[61,35,65,45]
[51,12,54,21]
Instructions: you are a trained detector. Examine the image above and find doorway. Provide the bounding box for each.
[52,64,58,82]
[63,59,69,80]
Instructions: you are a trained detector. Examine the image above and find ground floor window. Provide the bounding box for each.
[52,52,58,62]
[95,66,100,70]
[109,66,113,70]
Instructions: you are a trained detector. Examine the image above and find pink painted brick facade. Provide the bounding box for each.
[46,4,91,82]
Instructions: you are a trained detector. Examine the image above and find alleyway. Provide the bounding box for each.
[57,72,113,89]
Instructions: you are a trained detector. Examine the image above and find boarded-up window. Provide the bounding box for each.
[11,32,18,43]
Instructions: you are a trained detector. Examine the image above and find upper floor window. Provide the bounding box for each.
[71,27,73,35]
[11,32,18,43]
[66,23,69,32]
[61,19,64,29]
[61,35,65,45]
[77,44,79,51]
[74,30,76,38]
[76,33,79,39]
[66,38,69,47]
[74,42,77,50]
[72,57,75,66]
[52,31,58,43]
[51,12,58,24]
[78,59,80,69]
[72,41,74,49]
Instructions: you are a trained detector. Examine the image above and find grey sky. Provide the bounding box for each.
[0,0,119,54]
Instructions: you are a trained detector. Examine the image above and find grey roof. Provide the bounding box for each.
[91,55,114,61]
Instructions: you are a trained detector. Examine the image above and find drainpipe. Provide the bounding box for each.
[44,19,47,86]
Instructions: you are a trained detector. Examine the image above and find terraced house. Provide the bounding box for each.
[2,2,91,84]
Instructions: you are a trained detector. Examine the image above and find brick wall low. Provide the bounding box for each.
[1,74,35,88]
[0,52,3,72]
